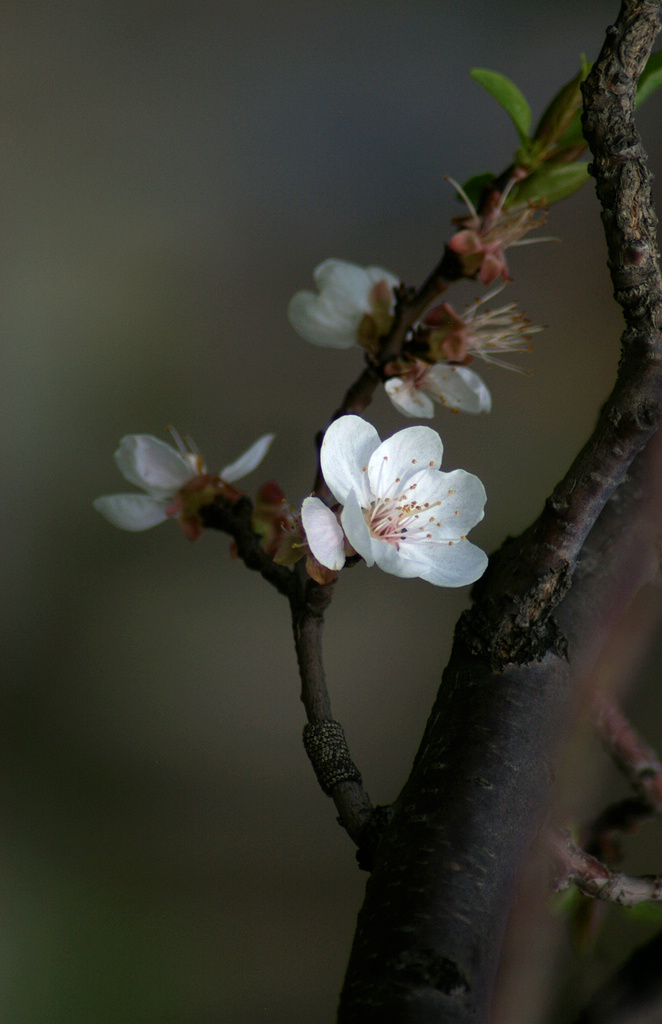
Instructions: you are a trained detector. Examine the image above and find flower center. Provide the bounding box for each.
[366,489,441,548]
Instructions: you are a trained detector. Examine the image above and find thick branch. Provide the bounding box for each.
[338,441,661,1022]
[337,5,662,1019]
[468,0,662,669]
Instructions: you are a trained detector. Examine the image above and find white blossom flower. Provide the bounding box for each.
[94,431,274,534]
[288,258,400,349]
[385,359,491,418]
[302,415,487,586]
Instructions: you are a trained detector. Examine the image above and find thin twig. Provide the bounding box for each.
[551,829,662,906]
[596,692,662,808]
[201,496,377,850]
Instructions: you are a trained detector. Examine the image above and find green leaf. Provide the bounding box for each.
[507,162,590,207]
[470,68,532,145]
[637,50,662,107]
[556,110,585,150]
[457,172,495,210]
[533,65,588,157]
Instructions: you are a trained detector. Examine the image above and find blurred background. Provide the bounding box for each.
[3,2,662,1021]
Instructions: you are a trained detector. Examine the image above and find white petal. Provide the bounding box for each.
[384,378,435,419]
[114,435,193,498]
[320,415,380,507]
[391,467,487,539]
[340,489,374,565]
[371,538,430,579]
[313,259,375,314]
[417,538,488,587]
[367,425,443,497]
[287,290,358,348]
[424,364,492,414]
[301,496,345,570]
[432,469,487,535]
[221,433,275,483]
[453,366,492,412]
[93,494,170,531]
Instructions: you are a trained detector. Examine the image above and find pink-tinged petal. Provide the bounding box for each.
[364,265,400,296]
[301,497,346,570]
[384,378,435,419]
[340,489,374,565]
[221,433,275,483]
[425,364,492,414]
[449,229,482,255]
[114,435,193,498]
[480,252,508,284]
[320,415,380,507]
[93,493,170,531]
[417,538,488,587]
[367,425,443,496]
[287,290,358,348]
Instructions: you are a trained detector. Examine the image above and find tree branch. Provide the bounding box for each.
[552,830,662,906]
[468,0,662,670]
[336,4,662,1020]
[201,499,377,849]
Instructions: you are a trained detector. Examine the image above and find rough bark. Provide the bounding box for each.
[336,3,662,1020]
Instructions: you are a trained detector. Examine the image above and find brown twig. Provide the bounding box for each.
[596,692,662,808]
[552,829,662,906]
[200,497,377,851]
[579,691,662,864]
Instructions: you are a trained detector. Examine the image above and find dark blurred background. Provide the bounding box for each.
[3,2,662,1022]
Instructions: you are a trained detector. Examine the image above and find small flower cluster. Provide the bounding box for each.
[95,417,487,589]
[288,257,541,420]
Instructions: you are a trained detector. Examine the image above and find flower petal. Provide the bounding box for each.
[287,290,358,348]
[93,494,170,531]
[340,488,374,565]
[384,377,435,418]
[424,364,492,414]
[391,467,487,540]
[417,538,488,587]
[114,435,193,498]
[320,415,380,507]
[301,497,346,570]
[432,469,487,535]
[221,433,275,483]
[371,538,430,579]
[367,425,443,496]
[313,259,375,314]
